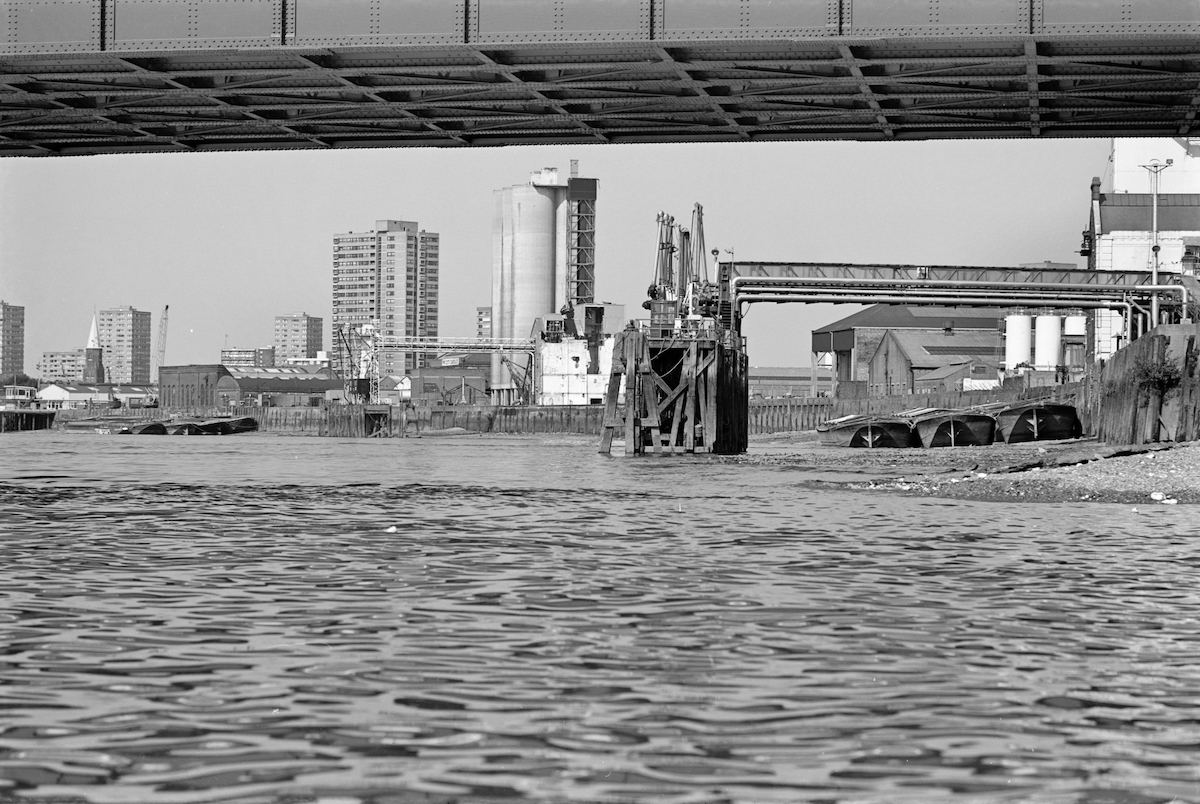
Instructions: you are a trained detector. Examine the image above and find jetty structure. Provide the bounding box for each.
[599,205,748,455]
[597,203,1188,456]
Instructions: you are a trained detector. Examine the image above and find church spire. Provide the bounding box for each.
[87,313,99,349]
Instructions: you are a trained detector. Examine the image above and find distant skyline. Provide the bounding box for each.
[1,138,1114,373]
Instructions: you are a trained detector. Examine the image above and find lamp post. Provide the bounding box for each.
[1141,158,1172,325]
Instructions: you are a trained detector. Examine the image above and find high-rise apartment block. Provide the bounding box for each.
[39,350,84,382]
[98,306,152,384]
[476,307,492,340]
[0,301,24,377]
[332,219,439,377]
[274,312,323,364]
[221,347,275,368]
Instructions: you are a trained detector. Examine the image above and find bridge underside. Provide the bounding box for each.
[1,34,1198,156]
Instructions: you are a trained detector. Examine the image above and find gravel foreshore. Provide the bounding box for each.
[744,432,1200,505]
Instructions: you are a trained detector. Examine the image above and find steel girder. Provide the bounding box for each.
[724,261,1156,285]
[0,34,1198,156]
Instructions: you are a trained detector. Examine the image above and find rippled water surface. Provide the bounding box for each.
[3,430,1200,804]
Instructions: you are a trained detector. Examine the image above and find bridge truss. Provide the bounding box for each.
[0,0,1198,155]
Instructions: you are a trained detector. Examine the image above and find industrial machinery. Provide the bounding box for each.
[153,305,168,384]
[600,203,748,455]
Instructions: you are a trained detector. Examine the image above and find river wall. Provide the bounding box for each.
[53,389,1063,439]
[1077,323,1200,446]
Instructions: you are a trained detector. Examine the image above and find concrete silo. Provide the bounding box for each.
[491,164,598,404]
[1003,312,1032,372]
[1034,313,1062,370]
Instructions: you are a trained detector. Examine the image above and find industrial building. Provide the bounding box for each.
[411,353,491,406]
[1082,137,1200,356]
[274,312,323,363]
[159,364,338,409]
[332,219,439,378]
[215,366,340,407]
[867,329,1003,396]
[98,306,152,385]
[812,305,1003,396]
[532,303,624,406]
[491,162,598,404]
[0,301,24,377]
[748,367,834,399]
[221,346,275,368]
[998,309,1087,380]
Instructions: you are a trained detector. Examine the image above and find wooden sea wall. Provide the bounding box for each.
[1077,323,1200,446]
[747,386,1065,435]
[220,404,611,437]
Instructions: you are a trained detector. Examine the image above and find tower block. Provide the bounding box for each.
[599,205,749,456]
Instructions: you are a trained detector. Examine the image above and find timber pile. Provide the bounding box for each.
[599,324,747,455]
[1077,324,1200,446]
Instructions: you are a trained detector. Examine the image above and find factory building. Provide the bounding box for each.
[531,302,624,406]
[98,306,152,385]
[411,353,491,406]
[1082,137,1200,357]
[0,301,24,377]
[812,305,1003,396]
[867,329,1003,396]
[491,162,598,404]
[274,312,323,363]
[159,364,338,408]
[332,219,439,378]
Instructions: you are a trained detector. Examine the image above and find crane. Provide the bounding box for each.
[153,305,169,384]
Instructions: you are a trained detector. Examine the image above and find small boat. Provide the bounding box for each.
[163,416,259,435]
[126,421,168,435]
[996,401,1081,443]
[904,408,997,448]
[817,414,916,448]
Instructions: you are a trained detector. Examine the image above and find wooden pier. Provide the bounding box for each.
[599,324,747,455]
[0,409,55,433]
[598,204,749,456]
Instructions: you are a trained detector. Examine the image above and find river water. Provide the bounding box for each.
[2,430,1199,804]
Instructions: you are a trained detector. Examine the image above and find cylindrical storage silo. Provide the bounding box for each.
[510,184,558,341]
[1064,314,1086,337]
[1034,314,1062,370]
[1004,314,1032,371]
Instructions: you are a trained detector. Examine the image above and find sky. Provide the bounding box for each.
[0,136,1112,373]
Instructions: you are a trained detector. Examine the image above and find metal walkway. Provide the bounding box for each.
[1,1,1198,155]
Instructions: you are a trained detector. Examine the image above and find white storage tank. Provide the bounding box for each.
[1064,314,1087,337]
[1004,314,1032,371]
[1034,313,1062,370]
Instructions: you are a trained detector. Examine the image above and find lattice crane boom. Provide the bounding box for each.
[153,305,169,383]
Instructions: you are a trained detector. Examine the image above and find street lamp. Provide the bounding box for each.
[1141,158,1173,325]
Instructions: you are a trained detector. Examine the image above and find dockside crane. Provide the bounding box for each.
[153,305,169,383]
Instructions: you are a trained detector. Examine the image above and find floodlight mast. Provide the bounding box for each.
[1141,158,1172,325]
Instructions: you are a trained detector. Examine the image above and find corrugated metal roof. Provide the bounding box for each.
[877,329,1002,369]
[813,304,1003,335]
[1101,193,1200,207]
[918,358,1001,382]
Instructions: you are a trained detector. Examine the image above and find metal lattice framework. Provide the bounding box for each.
[1,35,1199,156]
